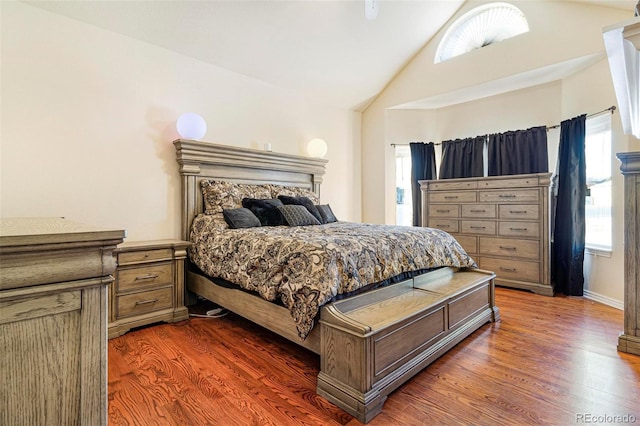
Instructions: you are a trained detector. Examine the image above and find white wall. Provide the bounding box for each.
[0,2,361,241]
[363,0,635,306]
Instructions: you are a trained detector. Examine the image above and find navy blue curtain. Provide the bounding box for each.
[409,142,436,226]
[488,126,549,176]
[552,115,587,296]
[438,136,485,179]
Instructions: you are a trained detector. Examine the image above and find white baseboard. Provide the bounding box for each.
[583,290,623,310]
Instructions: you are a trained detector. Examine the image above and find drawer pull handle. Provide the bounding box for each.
[437,224,450,228]
[509,210,527,214]
[135,298,159,306]
[444,196,458,199]
[499,246,517,251]
[500,267,517,272]
[499,194,516,198]
[470,209,486,213]
[510,227,528,231]
[135,273,159,281]
[436,209,450,213]
[470,226,486,229]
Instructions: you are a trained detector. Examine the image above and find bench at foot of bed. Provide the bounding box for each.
[317,267,499,424]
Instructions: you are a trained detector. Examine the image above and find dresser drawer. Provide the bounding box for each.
[478,176,541,189]
[499,204,539,220]
[429,205,460,218]
[117,262,173,292]
[461,220,496,235]
[479,257,540,283]
[499,222,539,238]
[428,181,478,191]
[428,219,459,233]
[116,287,173,318]
[479,237,539,259]
[461,204,496,218]
[118,248,173,265]
[429,192,477,203]
[480,189,539,203]
[452,235,477,254]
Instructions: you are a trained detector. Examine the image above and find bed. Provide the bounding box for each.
[174,139,500,423]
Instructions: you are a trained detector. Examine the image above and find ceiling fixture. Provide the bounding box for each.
[365,0,378,20]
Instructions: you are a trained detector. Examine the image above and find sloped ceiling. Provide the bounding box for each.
[24,0,637,111]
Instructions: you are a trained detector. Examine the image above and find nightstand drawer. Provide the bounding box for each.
[118,248,173,265]
[116,287,173,318]
[117,262,173,292]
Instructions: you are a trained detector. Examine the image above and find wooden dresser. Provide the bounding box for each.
[109,240,190,338]
[0,217,124,426]
[420,173,553,296]
[617,152,640,356]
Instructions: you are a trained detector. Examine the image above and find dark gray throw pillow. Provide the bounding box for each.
[277,205,321,226]
[277,195,324,223]
[222,208,261,229]
[316,204,337,223]
[242,198,285,226]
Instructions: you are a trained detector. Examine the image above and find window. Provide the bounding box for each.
[435,2,529,64]
[584,113,612,252]
[395,145,413,226]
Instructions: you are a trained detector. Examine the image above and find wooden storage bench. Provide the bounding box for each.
[317,267,499,423]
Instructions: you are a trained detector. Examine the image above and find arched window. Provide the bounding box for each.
[435,2,529,64]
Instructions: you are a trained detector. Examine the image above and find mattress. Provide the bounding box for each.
[189,216,476,338]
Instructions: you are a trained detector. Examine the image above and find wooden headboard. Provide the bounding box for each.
[173,139,328,241]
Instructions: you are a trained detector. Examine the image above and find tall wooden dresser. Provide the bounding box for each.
[617,152,640,356]
[421,173,553,296]
[0,217,125,426]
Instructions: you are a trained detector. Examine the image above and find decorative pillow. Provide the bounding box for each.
[316,204,337,223]
[277,205,321,226]
[201,180,271,215]
[222,208,261,229]
[242,198,285,226]
[277,195,324,223]
[270,185,319,204]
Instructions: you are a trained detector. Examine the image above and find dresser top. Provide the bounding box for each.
[0,217,125,247]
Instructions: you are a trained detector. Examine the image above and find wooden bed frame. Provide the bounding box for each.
[174,139,500,423]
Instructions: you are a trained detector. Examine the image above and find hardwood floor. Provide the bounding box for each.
[108,287,640,425]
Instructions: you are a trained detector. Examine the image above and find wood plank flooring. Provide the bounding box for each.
[108,288,640,425]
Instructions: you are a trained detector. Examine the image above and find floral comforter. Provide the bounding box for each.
[190,216,476,339]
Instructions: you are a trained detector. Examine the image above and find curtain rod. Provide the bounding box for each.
[545,105,616,131]
[390,105,617,147]
[390,142,442,147]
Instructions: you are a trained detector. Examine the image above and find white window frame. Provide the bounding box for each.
[584,113,613,256]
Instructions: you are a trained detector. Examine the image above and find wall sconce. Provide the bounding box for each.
[307,138,328,158]
[176,112,207,140]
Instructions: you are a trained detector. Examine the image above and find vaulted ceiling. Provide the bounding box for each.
[25,0,637,111]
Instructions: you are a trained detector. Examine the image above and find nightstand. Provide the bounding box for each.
[108,239,190,338]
